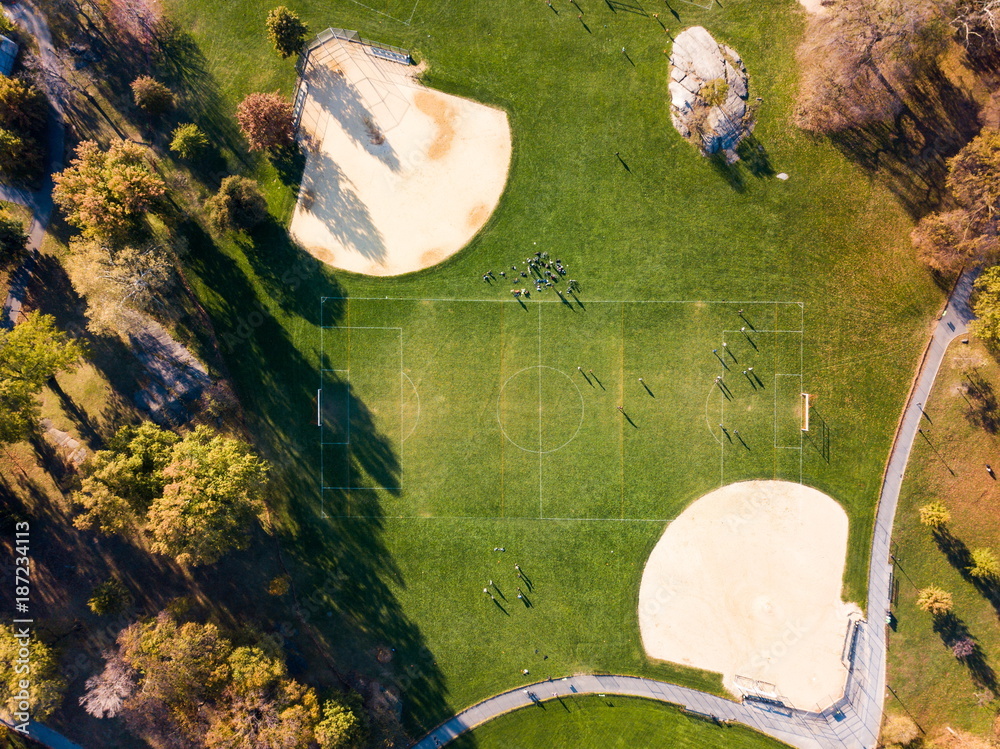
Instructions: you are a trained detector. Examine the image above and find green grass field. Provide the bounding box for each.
[887,338,1000,740]
[161,0,944,738]
[449,695,790,748]
[320,297,805,519]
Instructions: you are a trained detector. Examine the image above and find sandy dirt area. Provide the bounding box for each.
[290,40,512,276]
[637,480,860,710]
[798,0,828,13]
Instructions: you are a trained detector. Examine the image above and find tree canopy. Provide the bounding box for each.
[918,501,951,528]
[0,312,84,444]
[205,175,269,233]
[85,612,368,749]
[74,423,270,566]
[131,76,176,116]
[970,547,1000,579]
[0,209,29,263]
[266,6,309,59]
[948,129,1000,222]
[169,122,209,159]
[65,238,175,333]
[52,140,166,241]
[916,586,953,616]
[972,265,1000,345]
[0,624,65,722]
[236,92,296,152]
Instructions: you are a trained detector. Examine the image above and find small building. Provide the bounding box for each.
[0,35,18,77]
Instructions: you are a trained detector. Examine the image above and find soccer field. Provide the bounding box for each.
[320,296,804,520]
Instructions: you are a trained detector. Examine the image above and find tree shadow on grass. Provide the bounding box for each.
[827,65,981,218]
[933,527,1000,620]
[933,612,998,691]
[180,221,451,742]
[153,23,255,176]
[962,368,1000,434]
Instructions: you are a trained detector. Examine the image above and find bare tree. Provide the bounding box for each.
[795,0,942,133]
[952,0,1000,56]
[80,653,137,719]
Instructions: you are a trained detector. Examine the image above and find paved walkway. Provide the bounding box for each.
[413,271,979,749]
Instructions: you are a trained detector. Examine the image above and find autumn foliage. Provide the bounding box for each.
[236,91,296,152]
[52,140,166,241]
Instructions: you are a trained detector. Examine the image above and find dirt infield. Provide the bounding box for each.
[290,40,512,276]
[637,480,860,709]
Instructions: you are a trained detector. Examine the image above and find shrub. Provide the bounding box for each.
[881,713,919,747]
[916,587,953,616]
[970,547,1000,579]
[169,123,208,159]
[0,209,28,263]
[131,76,175,116]
[268,575,290,596]
[87,579,133,616]
[205,176,269,233]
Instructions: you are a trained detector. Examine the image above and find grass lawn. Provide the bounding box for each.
[449,695,791,748]
[887,337,1000,741]
[153,0,943,738]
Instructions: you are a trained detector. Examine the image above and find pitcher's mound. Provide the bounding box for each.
[637,480,860,709]
[290,39,512,276]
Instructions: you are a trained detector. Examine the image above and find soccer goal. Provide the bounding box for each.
[801,392,811,432]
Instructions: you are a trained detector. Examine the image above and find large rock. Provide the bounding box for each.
[669,26,751,159]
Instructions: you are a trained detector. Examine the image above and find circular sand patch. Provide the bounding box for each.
[290,40,512,276]
[637,480,860,709]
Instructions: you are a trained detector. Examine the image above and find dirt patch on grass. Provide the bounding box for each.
[638,479,859,709]
[290,39,512,276]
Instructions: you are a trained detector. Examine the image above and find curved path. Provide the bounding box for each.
[413,271,978,749]
[1,0,64,329]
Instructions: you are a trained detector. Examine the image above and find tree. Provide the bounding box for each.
[0,311,83,387]
[880,713,919,747]
[169,123,208,159]
[0,312,83,443]
[73,422,179,533]
[88,579,133,616]
[0,209,29,262]
[316,693,368,749]
[64,238,175,333]
[89,611,361,749]
[204,175,269,233]
[948,130,1000,222]
[970,547,999,578]
[0,127,41,180]
[52,140,166,241]
[147,426,269,566]
[916,586,953,616]
[236,92,296,152]
[794,0,941,133]
[79,652,136,719]
[0,76,47,135]
[910,209,992,277]
[971,265,1000,345]
[0,624,65,722]
[266,6,309,58]
[952,0,1000,57]
[918,501,951,529]
[73,423,270,566]
[131,76,175,116]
